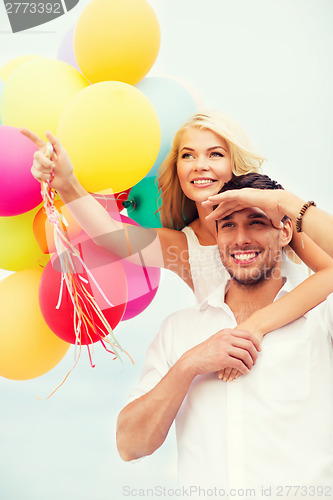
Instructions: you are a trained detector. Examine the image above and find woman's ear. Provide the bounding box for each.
[280,218,293,248]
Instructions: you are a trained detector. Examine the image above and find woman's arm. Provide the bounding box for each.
[21,129,192,282]
[206,188,333,381]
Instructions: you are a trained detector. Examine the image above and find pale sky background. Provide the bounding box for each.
[0,1,333,499]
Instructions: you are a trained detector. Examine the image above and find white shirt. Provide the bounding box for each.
[129,281,333,499]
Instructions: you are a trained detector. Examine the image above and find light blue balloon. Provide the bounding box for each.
[136,76,198,177]
[0,78,5,125]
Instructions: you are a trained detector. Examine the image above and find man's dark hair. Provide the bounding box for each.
[220,172,284,193]
[214,173,288,228]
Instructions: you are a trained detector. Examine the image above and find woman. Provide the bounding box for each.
[21,110,333,381]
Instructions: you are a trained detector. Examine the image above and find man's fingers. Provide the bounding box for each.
[231,329,262,352]
[228,357,250,375]
[20,128,45,148]
[228,346,254,370]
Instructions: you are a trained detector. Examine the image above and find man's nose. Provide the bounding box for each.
[234,226,252,246]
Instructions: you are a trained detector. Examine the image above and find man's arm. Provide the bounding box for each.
[116,328,260,461]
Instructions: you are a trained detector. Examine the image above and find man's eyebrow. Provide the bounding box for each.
[248,212,269,220]
[219,211,270,222]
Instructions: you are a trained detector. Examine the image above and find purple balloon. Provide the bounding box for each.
[0,125,41,216]
[57,25,80,71]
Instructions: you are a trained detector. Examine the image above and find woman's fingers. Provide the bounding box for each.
[20,128,46,149]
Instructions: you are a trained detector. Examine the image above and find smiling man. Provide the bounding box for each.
[117,173,333,499]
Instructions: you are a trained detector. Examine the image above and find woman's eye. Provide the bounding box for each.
[210,152,223,158]
[181,153,193,159]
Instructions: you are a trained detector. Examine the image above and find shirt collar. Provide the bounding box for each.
[200,276,303,315]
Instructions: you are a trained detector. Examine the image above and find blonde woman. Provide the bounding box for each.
[22,110,333,381]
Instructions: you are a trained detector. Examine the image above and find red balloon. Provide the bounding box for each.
[39,240,127,345]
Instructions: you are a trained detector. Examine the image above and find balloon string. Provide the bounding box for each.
[37,343,82,400]
[38,143,128,396]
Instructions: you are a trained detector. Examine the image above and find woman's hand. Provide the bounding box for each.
[218,325,264,382]
[202,188,287,229]
[20,128,76,193]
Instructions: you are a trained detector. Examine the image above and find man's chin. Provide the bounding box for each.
[227,266,277,287]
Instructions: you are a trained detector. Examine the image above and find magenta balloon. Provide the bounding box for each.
[57,25,80,71]
[121,260,160,320]
[117,212,161,320]
[0,125,42,216]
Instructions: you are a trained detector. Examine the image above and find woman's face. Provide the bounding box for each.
[176,127,233,203]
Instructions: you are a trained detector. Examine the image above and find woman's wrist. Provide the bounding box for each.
[56,174,88,203]
[277,191,306,221]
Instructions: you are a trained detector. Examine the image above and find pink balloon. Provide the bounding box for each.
[0,125,41,216]
[116,213,160,320]
[74,196,161,320]
[121,259,160,320]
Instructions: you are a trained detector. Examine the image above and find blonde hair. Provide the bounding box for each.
[157,110,266,230]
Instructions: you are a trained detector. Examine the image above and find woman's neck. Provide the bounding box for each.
[190,201,217,245]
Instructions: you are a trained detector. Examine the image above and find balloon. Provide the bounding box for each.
[0,269,70,380]
[39,241,128,345]
[0,78,5,124]
[74,0,160,85]
[121,257,160,321]
[124,177,162,228]
[57,25,81,72]
[114,189,131,212]
[112,214,160,320]
[1,58,90,139]
[57,81,161,193]
[0,55,40,82]
[33,199,83,254]
[0,204,49,271]
[136,76,198,176]
[0,125,42,216]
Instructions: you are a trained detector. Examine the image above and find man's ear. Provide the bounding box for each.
[280,218,293,248]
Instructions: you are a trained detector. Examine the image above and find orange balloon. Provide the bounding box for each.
[0,269,70,380]
[33,199,82,254]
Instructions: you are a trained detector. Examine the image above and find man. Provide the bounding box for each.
[117,173,333,499]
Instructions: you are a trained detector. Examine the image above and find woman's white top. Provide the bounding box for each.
[181,225,309,303]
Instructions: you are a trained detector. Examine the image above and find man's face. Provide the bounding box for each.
[216,207,285,286]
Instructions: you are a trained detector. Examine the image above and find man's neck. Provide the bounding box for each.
[225,273,285,324]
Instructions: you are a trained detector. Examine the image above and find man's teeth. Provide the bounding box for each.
[193,179,215,185]
[233,253,257,261]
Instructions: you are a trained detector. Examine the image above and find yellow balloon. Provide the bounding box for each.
[1,58,90,139]
[0,269,70,380]
[0,55,41,82]
[74,0,160,85]
[57,81,161,193]
[0,204,49,271]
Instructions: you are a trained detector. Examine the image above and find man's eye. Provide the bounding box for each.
[250,220,265,226]
[221,223,234,229]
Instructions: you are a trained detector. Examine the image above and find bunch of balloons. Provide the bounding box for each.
[0,0,199,383]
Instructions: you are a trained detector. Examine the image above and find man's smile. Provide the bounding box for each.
[230,250,262,265]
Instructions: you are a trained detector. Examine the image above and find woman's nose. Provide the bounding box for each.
[193,155,209,170]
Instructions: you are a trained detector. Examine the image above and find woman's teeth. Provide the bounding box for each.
[192,179,215,185]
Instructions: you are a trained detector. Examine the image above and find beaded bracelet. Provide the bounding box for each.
[295,201,316,233]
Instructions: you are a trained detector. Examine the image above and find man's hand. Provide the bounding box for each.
[180,328,261,378]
